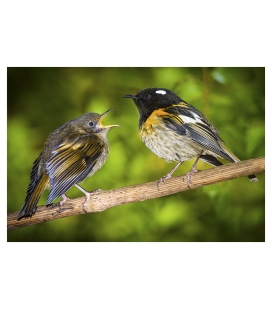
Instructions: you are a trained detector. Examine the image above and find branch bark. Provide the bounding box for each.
[7,156,265,231]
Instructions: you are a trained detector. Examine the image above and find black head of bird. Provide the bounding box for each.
[123,88,182,128]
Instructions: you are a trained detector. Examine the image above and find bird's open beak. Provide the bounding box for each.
[99,109,119,128]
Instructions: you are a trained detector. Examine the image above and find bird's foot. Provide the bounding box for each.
[183,167,198,188]
[77,187,102,213]
[49,195,74,216]
[157,161,184,190]
[157,173,172,189]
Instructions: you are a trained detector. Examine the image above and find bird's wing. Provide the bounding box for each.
[45,135,105,204]
[161,104,234,162]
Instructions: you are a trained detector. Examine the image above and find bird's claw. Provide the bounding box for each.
[183,168,198,188]
[157,174,172,189]
[81,188,103,213]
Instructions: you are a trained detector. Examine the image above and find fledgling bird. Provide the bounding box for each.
[123,88,258,187]
[18,109,119,220]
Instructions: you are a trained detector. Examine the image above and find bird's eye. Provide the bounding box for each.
[144,94,151,100]
[89,121,94,127]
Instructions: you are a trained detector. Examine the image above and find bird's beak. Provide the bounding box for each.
[122,94,137,100]
[99,109,119,128]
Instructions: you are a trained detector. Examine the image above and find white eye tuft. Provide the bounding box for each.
[155,90,166,95]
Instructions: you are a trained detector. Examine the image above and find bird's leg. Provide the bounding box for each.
[75,184,102,213]
[58,194,74,212]
[50,194,74,215]
[60,193,71,205]
[157,161,184,189]
[183,151,203,187]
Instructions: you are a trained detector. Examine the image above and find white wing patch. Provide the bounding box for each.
[155,90,166,95]
[180,112,204,124]
[192,112,203,122]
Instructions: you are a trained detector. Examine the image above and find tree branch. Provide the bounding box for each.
[7,157,265,231]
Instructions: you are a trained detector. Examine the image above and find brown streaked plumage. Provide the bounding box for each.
[18,109,119,220]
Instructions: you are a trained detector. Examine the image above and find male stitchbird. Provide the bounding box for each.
[123,88,258,187]
[18,109,119,220]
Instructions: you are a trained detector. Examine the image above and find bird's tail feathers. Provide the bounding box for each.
[18,173,49,220]
[210,144,258,182]
[220,144,241,163]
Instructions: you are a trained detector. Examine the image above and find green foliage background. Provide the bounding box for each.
[7,67,265,242]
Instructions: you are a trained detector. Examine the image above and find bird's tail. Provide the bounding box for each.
[18,173,49,220]
[220,144,258,182]
[202,143,258,183]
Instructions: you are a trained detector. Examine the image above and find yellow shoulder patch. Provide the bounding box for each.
[140,109,168,135]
